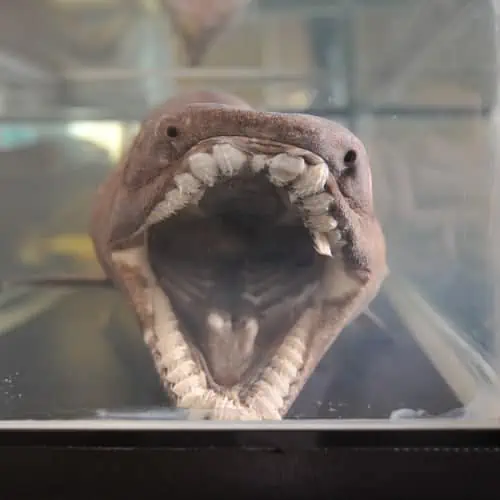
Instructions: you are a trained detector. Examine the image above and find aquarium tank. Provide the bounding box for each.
[0,0,498,424]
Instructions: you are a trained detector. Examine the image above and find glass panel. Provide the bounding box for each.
[355,0,496,108]
[0,0,498,423]
[356,116,496,417]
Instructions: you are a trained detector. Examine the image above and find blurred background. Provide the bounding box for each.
[0,0,499,421]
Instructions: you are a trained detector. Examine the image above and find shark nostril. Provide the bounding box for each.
[343,149,357,165]
[167,125,179,138]
[342,149,357,177]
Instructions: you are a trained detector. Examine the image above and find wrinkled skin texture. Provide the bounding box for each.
[90,90,387,420]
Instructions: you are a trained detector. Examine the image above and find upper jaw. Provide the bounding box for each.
[108,136,377,420]
[140,135,352,252]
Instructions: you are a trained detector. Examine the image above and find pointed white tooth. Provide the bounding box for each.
[212,144,247,176]
[300,193,333,214]
[147,176,202,224]
[292,162,329,197]
[250,154,269,173]
[306,215,338,232]
[268,154,306,186]
[312,232,333,257]
[147,188,191,223]
[288,191,299,205]
[188,152,218,186]
[174,172,202,195]
[146,203,170,224]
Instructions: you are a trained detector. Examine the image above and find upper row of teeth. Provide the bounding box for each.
[146,143,345,257]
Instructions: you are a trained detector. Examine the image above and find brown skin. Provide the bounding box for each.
[89,90,387,417]
[90,90,253,278]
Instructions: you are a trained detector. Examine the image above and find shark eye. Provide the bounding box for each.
[166,125,179,138]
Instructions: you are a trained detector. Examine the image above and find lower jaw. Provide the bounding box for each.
[111,244,343,420]
[152,286,318,420]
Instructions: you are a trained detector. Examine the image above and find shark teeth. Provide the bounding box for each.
[212,143,247,177]
[112,139,357,420]
[312,232,333,257]
[188,152,218,186]
[146,140,346,255]
[290,163,329,198]
[268,154,306,186]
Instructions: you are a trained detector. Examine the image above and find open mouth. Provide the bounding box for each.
[109,136,362,420]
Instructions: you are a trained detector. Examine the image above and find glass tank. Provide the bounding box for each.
[0,0,499,423]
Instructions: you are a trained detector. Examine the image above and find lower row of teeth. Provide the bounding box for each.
[147,284,308,420]
[111,241,309,420]
[146,142,345,257]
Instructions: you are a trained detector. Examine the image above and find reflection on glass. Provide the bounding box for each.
[0,0,498,423]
